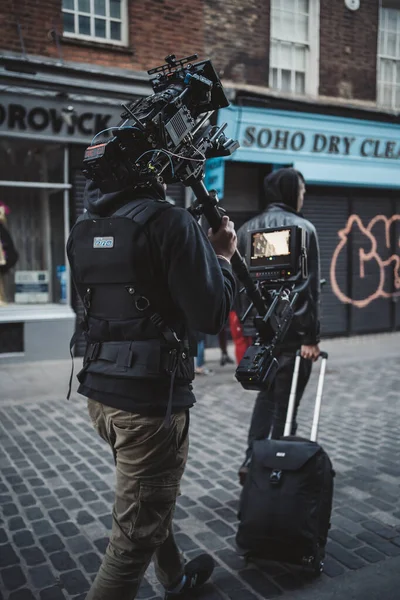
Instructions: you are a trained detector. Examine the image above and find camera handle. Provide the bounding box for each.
[189,179,266,317]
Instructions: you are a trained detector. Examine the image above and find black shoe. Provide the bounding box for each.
[164,554,215,598]
[220,352,234,366]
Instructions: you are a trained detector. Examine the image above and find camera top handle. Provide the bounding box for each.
[189,179,267,317]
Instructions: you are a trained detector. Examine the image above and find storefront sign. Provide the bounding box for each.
[242,127,400,160]
[15,271,49,304]
[204,158,226,199]
[0,94,124,143]
[218,106,400,187]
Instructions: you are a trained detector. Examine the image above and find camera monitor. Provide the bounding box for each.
[248,226,306,282]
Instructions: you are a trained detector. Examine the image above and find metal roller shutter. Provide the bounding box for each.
[302,193,349,336]
[395,200,400,329]
[350,198,393,334]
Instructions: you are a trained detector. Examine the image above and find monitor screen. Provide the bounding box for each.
[250,228,291,268]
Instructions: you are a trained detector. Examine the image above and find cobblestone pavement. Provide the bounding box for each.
[0,335,400,600]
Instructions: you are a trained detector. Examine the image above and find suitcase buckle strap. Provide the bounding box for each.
[269,469,283,486]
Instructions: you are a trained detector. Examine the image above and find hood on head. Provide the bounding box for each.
[263,168,304,212]
[83,179,167,217]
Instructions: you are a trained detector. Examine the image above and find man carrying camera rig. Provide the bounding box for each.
[237,167,321,484]
[67,176,237,599]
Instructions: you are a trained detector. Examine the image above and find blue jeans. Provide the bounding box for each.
[196,339,205,368]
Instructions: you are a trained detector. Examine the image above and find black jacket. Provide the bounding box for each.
[76,181,236,414]
[236,203,321,347]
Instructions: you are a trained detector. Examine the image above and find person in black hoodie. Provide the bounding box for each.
[237,168,321,485]
[67,179,237,599]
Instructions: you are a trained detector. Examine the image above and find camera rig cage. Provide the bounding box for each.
[81,53,311,391]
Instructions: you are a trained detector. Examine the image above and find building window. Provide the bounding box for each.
[0,140,70,307]
[62,0,128,46]
[378,2,400,109]
[269,0,319,96]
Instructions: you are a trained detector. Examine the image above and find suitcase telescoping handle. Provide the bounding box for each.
[283,350,328,442]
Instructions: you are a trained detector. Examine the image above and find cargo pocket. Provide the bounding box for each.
[132,482,179,546]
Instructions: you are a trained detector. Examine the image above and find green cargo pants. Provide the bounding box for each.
[85,399,189,600]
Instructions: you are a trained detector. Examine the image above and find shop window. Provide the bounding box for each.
[0,140,69,308]
[62,0,128,46]
[269,0,319,96]
[378,1,400,110]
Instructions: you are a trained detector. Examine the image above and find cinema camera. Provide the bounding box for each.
[82,53,238,192]
[235,225,309,391]
[81,53,308,390]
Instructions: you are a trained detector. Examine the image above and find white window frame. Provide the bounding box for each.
[269,0,320,97]
[62,0,128,47]
[377,2,400,110]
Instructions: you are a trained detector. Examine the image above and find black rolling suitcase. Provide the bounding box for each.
[236,351,334,575]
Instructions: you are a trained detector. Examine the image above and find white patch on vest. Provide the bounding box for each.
[93,236,114,248]
[276,452,286,457]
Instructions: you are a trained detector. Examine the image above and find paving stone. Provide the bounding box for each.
[93,537,109,554]
[59,569,90,595]
[99,515,112,529]
[66,535,93,555]
[54,488,72,499]
[78,552,102,573]
[24,507,44,521]
[1,565,27,591]
[206,519,236,538]
[213,566,243,593]
[30,519,52,536]
[0,543,20,567]
[29,565,56,588]
[327,541,366,569]
[329,528,362,550]
[2,503,19,517]
[48,508,69,523]
[60,497,82,510]
[355,546,386,563]
[195,531,227,551]
[49,551,77,571]
[8,590,37,600]
[39,586,66,600]
[39,534,65,553]
[357,531,400,556]
[76,510,95,525]
[8,517,26,532]
[20,547,47,566]
[12,530,35,548]
[198,495,223,510]
[86,501,109,516]
[56,521,80,537]
[215,549,247,571]
[239,569,282,597]
[40,496,60,509]
[361,520,397,540]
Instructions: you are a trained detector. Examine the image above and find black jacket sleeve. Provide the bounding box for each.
[152,207,236,335]
[300,226,321,345]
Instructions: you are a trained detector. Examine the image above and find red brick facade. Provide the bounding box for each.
[0,0,381,103]
[0,0,205,71]
[319,0,379,101]
[204,0,270,87]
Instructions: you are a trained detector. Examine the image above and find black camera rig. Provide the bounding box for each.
[235,226,309,391]
[81,53,310,390]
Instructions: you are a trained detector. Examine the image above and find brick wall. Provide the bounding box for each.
[319,0,379,101]
[0,0,205,72]
[204,0,270,86]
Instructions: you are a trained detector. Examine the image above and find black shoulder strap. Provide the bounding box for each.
[113,198,173,227]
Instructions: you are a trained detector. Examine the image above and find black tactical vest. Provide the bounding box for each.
[66,198,194,387]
